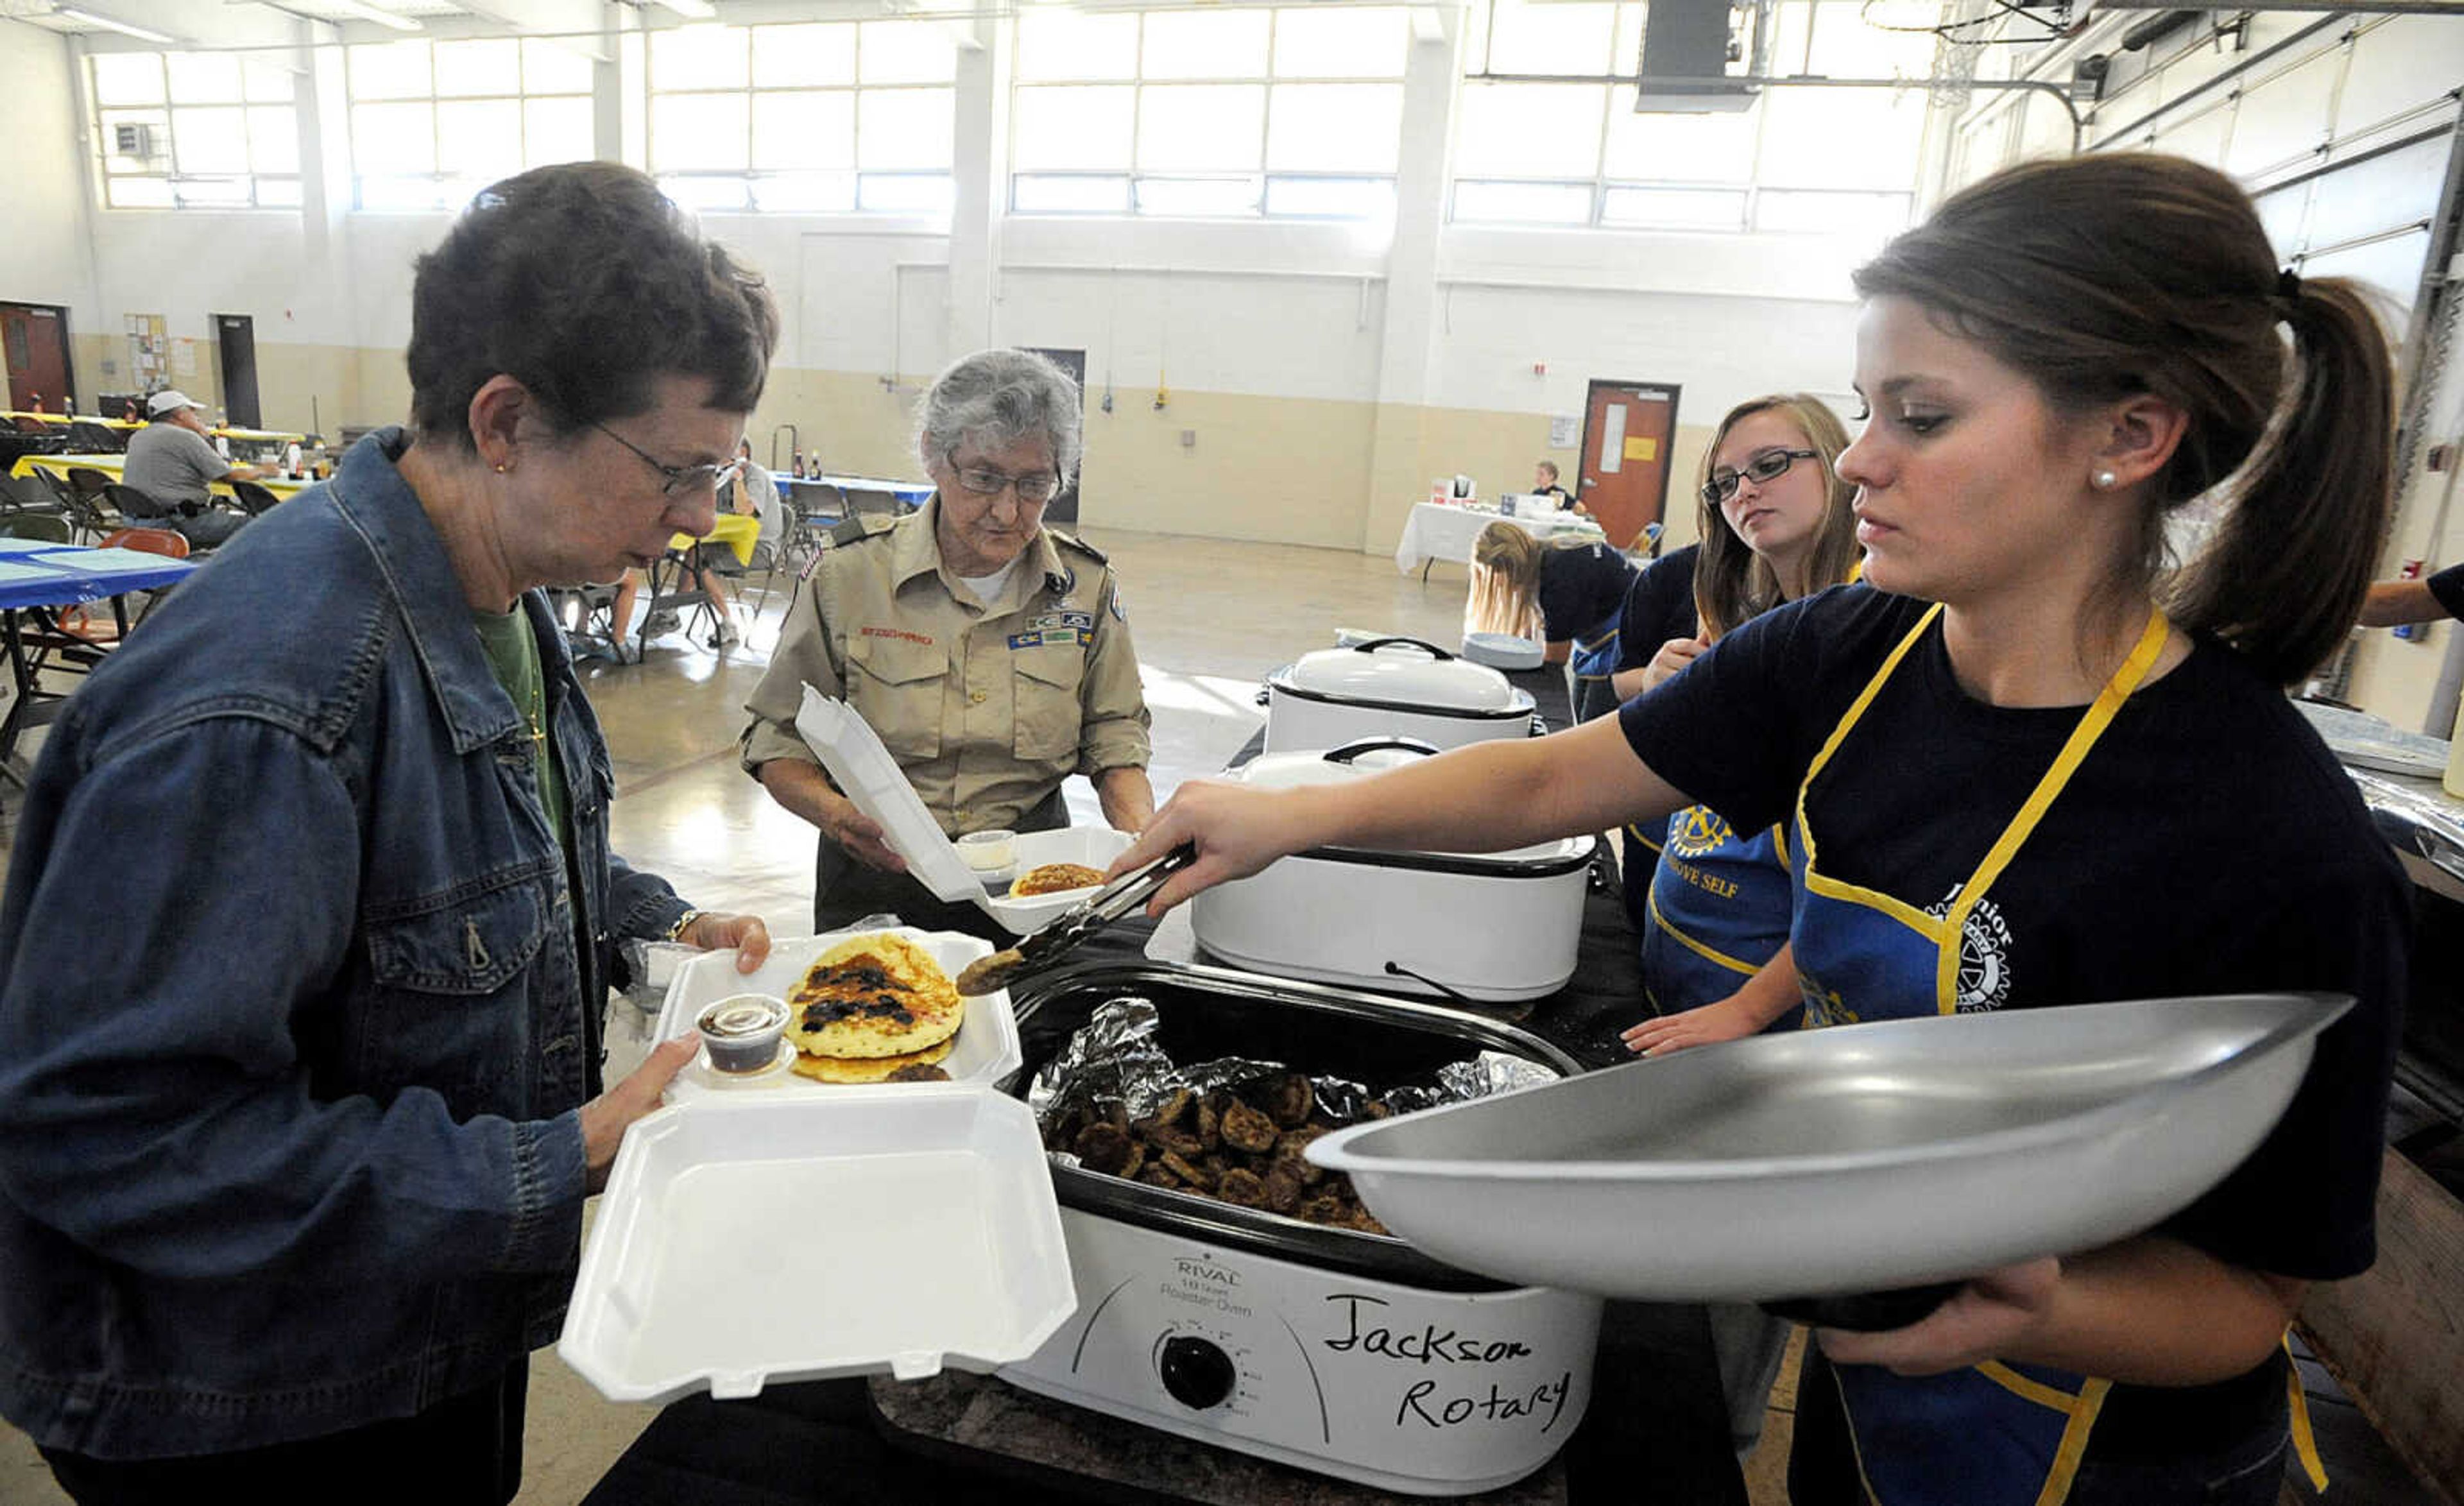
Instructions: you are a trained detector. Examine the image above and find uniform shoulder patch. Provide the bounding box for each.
[1047,529,1108,566]
[825,513,897,549]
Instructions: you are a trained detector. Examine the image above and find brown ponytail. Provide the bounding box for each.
[1852,153,2393,684]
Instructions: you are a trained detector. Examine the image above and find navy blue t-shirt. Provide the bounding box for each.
[1612,543,1700,671]
[1536,542,1637,642]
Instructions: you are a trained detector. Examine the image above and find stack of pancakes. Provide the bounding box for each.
[783,932,965,1083]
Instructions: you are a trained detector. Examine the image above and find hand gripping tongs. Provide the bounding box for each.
[954,845,1197,997]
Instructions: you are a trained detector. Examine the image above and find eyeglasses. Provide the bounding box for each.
[1701,448,1820,507]
[952,465,1062,506]
[592,420,744,498]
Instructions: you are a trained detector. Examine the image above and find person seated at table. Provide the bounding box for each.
[1469,520,1638,723]
[740,347,1155,939]
[119,389,264,549]
[606,468,757,649]
[2356,560,2463,628]
[0,160,776,1506]
[1530,459,1576,511]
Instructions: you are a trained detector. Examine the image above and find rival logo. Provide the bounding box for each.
[1175,1257,1240,1285]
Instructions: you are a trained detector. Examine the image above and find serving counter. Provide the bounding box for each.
[583,663,1749,1505]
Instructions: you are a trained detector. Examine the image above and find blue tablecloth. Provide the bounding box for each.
[0,544,193,608]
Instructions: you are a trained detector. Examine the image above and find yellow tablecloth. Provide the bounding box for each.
[669,510,760,566]
[10,453,315,502]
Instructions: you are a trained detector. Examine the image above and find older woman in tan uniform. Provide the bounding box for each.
[740,348,1154,936]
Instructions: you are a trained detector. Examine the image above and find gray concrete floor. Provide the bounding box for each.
[6,532,1775,1505]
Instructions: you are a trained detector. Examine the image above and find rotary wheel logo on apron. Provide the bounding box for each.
[1926,889,2014,1012]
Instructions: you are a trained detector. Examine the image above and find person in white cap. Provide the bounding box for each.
[119,391,268,548]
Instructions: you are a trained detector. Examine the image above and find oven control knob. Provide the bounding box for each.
[1158,1335,1236,1410]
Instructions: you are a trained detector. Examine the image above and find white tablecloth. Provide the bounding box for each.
[1393,502,1604,575]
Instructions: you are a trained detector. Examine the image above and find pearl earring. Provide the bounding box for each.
[2092,469,2117,490]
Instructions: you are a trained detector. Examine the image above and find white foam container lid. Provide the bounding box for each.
[794,687,1131,934]
[654,927,1022,1102]
[559,1088,1077,1404]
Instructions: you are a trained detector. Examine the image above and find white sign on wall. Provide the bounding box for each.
[1548,413,1579,449]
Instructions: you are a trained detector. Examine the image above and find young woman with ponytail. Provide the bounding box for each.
[1118,153,2406,1505]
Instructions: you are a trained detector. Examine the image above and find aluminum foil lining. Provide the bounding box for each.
[1029,996,1553,1147]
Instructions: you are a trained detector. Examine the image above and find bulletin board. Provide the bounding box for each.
[126,314,167,391]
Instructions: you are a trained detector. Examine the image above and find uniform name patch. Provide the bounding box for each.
[860,626,936,646]
[1009,628,1086,649]
[1027,611,1095,633]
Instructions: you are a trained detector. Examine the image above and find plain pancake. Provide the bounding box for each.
[1012,862,1104,897]
[789,1035,956,1084]
[783,932,965,1060]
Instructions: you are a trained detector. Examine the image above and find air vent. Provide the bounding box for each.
[112,121,160,159]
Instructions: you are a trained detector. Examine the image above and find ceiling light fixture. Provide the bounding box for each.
[648,0,719,19]
[55,6,177,44]
[321,0,424,31]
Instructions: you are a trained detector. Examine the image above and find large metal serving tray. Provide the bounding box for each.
[1307,993,2350,1303]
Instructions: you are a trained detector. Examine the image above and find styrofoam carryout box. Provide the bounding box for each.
[654,927,1022,1102]
[794,687,1133,936]
[558,1089,1075,1405]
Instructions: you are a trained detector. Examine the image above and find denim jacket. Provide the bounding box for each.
[0,430,690,1459]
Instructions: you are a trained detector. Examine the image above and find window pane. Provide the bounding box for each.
[1754,89,1924,190]
[167,53,244,105]
[1013,174,1132,213]
[755,23,855,87]
[659,175,751,211]
[1273,6,1409,78]
[247,106,298,174]
[438,99,522,182]
[173,107,250,175]
[1601,184,1745,229]
[524,96,595,168]
[1264,175,1393,219]
[651,93,749,172]
[1453,179,1591,224]
[1016,12,1139,82]
[860,21,956,85]
[1805,0,1938,76]
[652,26,748,91]
[1142,10,1269,80]
[359,175,452,211]
[434,39,521,98]
[1137,84,1264,173]
[753,91,855,171]
[92,54,165,107]
[242,58,295,103]
[173,176,252,207]
[1604,87,1756,181]
[524,39,597,95]
[1267,83,1401,173]
[255,176,303,207]
[1134,175,1260,216]
[100,110,172,173]
[1484,1,1618,74]
[1752,187,1910,235]
[1453,83,1604,178]
[859,173,953,214]
[857,89,952,170]
[354,101,434,175]
[350,42,432,101]
[1013,85,1134,172]
[754,171,857,212]
[107,176,177,209]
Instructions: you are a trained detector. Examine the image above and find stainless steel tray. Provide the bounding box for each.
[1307,993,2349,1303]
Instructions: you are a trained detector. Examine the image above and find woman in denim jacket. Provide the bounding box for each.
[0,162,780,1505]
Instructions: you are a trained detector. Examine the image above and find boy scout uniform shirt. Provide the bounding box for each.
[740,499,1151,835]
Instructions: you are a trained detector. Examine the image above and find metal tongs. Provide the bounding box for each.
[954,845,1197,997]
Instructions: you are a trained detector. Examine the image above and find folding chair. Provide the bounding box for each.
[228,479,284,516]
[91,527,191,632]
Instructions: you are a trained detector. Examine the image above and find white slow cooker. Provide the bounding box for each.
[1190,741,1594,1004]
[997,963,1602,1497]
[1265,638,1539,754]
